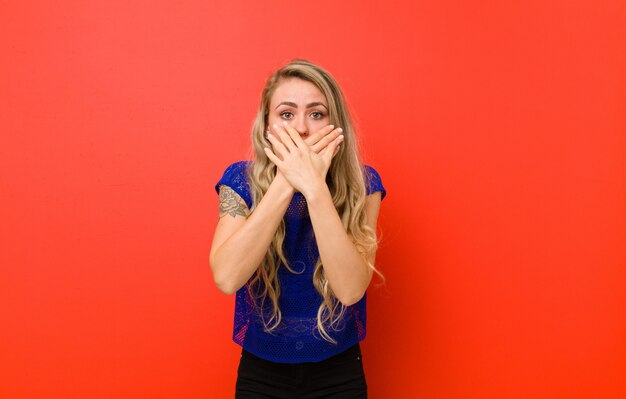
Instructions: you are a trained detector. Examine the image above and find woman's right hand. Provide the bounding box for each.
[270,124,343,184]
[304,124,344,157]
[304,124,344,179]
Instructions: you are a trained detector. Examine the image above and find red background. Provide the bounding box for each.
[1,1,625,397]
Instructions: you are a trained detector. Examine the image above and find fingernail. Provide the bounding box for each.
[282,121,288,126]
[337,128,343,133]
[329,125,335,129]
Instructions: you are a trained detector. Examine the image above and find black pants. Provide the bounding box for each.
[235,344,367,398]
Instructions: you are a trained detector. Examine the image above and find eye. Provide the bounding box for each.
[280,111,293,119]
[310,111,325,119]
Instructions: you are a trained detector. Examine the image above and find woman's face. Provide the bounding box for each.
[267,77,330,138]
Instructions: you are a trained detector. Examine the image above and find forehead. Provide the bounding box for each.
[270,77,327,106]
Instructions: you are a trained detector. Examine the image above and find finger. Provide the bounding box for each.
[322,135,344,161]
[281,122,308,151]
[310,127,343,153]
[334,141,342,156]
[333,136,343,156]
[304,124,335,147]
[263,146,282,165]
[267,133,289,159]
[265,124,282,143]
[272,123,298,153]
[318,136,343,161]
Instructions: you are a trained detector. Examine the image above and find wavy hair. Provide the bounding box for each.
[244,59,383,344]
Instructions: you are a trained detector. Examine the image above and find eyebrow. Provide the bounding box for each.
[275,101,328,110]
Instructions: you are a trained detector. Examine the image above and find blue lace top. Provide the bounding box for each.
[214,160,386,363]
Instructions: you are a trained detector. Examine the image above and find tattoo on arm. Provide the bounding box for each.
[219,186,250,218]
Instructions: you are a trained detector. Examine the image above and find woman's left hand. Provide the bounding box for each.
[264,122,343,198]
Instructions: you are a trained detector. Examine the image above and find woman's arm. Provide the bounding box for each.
[209,171,295,295]
[263,123,382,305]
[305,186,382,306]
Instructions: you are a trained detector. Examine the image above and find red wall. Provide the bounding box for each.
[1,1,625,397]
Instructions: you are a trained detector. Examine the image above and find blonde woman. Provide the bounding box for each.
[210,59,386,398]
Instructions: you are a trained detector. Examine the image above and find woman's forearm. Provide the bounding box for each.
[305,183,373,306]
[210,173,295,295]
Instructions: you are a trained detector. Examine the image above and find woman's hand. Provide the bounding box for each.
[264,122,344,198]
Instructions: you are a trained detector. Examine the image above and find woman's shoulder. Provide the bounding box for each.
[215,160,253,207]
[363,164,382,178]
[223,160,252,174]
[362,164,386,200]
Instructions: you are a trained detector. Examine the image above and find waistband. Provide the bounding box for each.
[241,342,361,365]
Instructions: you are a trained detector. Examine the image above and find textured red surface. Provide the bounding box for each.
[1,1,625,397]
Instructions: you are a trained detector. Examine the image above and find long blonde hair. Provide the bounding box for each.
[245,59,382,344]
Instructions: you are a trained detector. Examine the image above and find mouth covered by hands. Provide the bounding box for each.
[264,122,344,197]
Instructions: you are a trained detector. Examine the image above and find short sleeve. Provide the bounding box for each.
[364,164,387,200]
[214,161,253,210]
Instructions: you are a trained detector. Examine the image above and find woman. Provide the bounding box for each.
[210,59,386,398]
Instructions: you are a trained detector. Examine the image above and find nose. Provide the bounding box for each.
[292,116,308,137]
